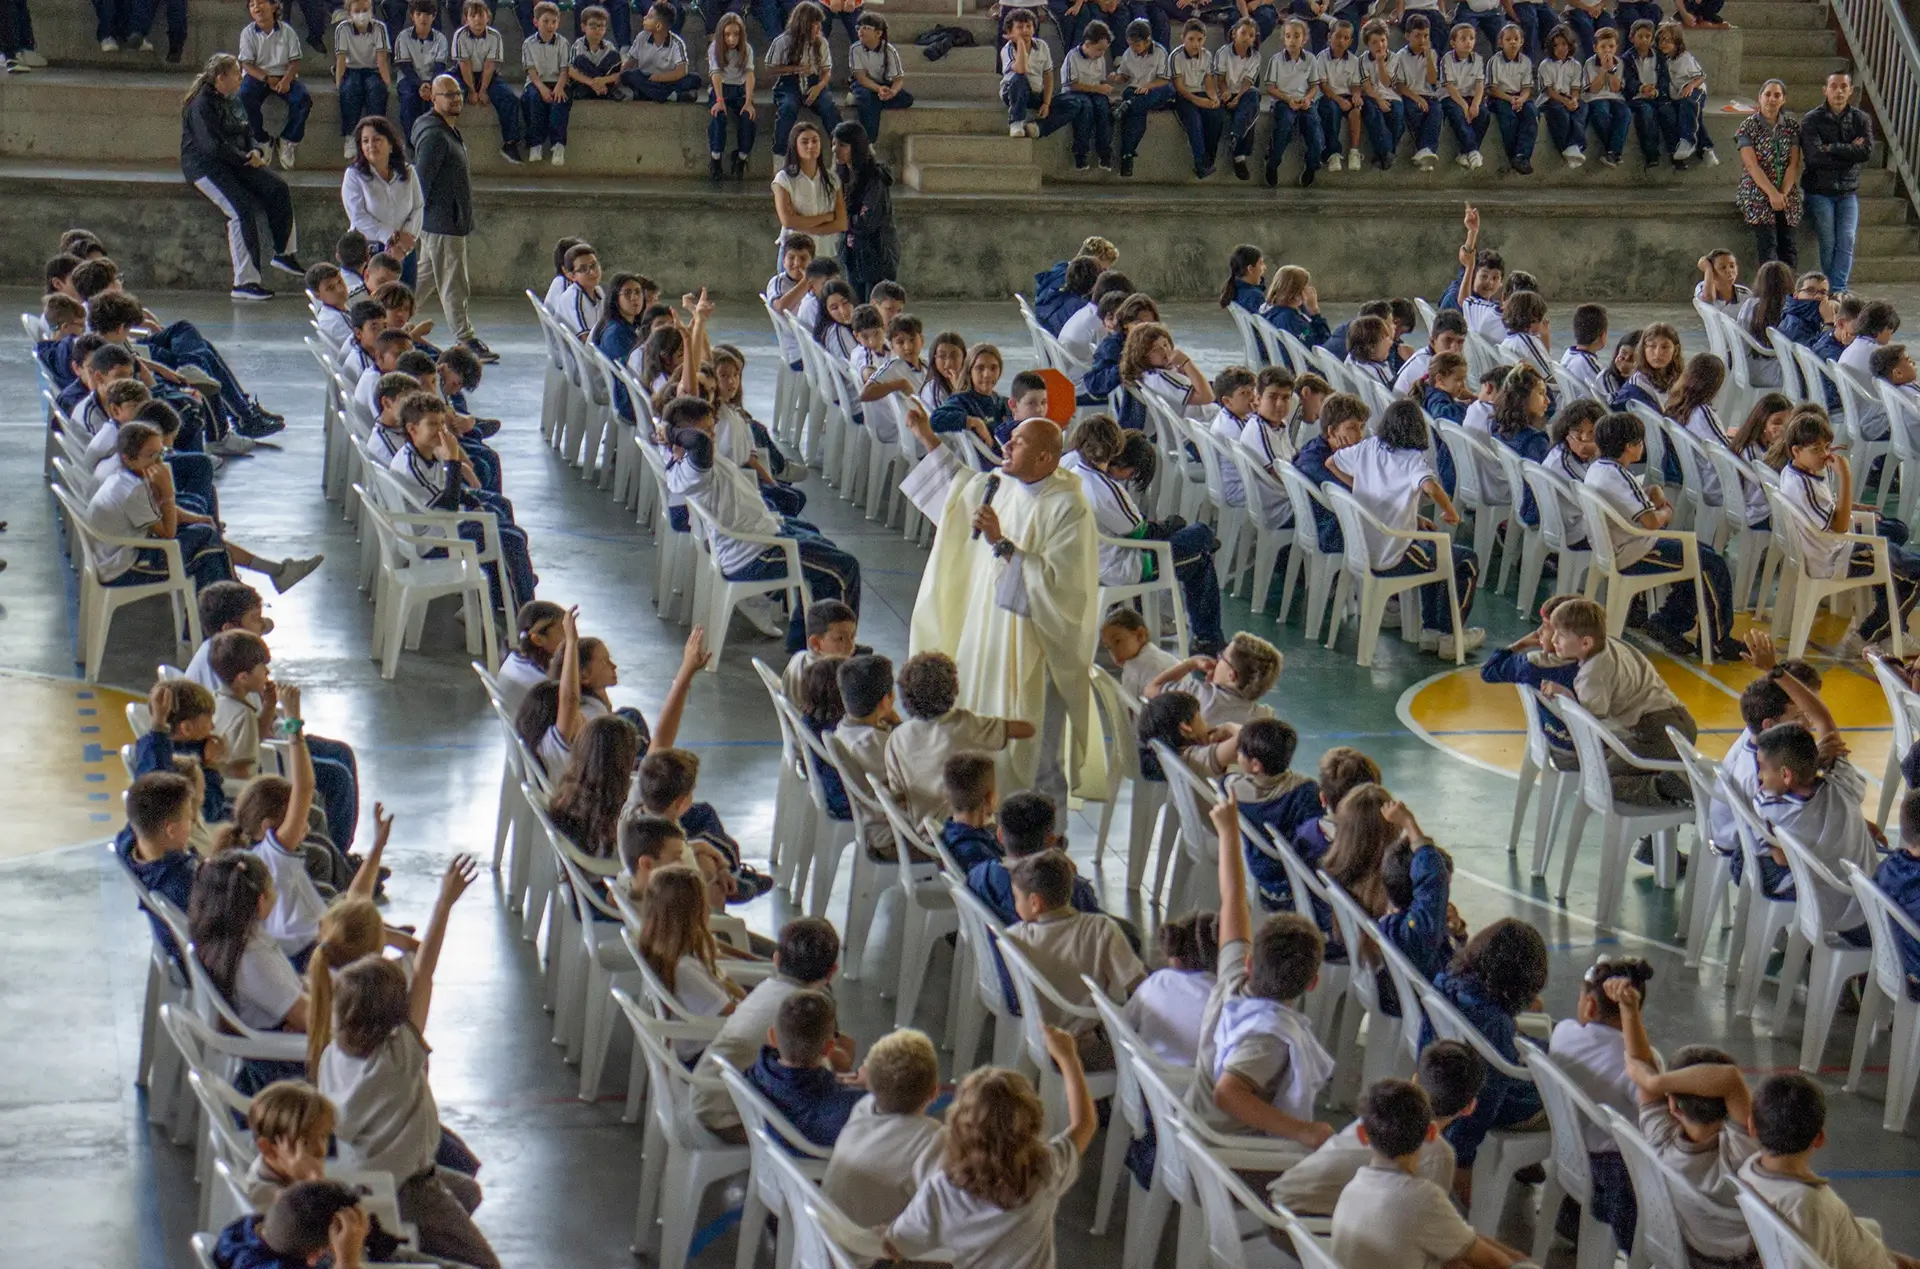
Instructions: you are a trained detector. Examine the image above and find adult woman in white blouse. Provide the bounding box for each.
[340,115,423,284]
[770,120,846,266]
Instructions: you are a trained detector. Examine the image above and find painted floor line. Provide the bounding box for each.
[1450,867,1725,969]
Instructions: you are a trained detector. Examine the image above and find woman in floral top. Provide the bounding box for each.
[1735,78,1803,267]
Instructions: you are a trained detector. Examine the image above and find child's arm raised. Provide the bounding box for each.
[348,802,394,900]
[1145,655,1210,698]
[1212,793,1250,949]
[556,606,585,744]
[409,853,478,1037]
[649,626,711,753]
[273,687,317,848]
[1206,721,1242,771]
[1773,660,1840,748]
[1042,1025,1099,1155]
[1611,976,1664,1103]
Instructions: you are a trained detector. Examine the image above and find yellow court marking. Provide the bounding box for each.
[1399,647,1895,783]
[0,669,140,860]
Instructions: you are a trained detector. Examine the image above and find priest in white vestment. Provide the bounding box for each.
[901,411,1100,812]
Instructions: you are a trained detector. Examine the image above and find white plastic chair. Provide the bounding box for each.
[1825,363,1893,507]
[353,487,501,679]
[1669,730,1735,965]
[713,1056,834,1269]
[1770,826,1872,1072]
[752,658,813,894]
[1152,740,1221,914]
[1759,482,1903,660]
[943,873,1024,1073]
[1575,487,1715,665]
[50,481,202,680]
[993,929,1121,1133]
[863,772,960,1030]
[1736,1184,1838,1269]
[684,498,814,671]
[1228,440,1298,616]
[1703,442,1772,610]
[1515,465,1593,617]
[1188,423,1252,591]
[1087,985,1195,1239]
[1169,1122,1303,1269]
[777,693,856,920]
[108,841,190,1100]
[1511,685,1580,880]
[1766,327,1807,401]
[1725,787,1806,1020]
[1601,1106,1704,1269]
[1322,482,1466,667]
[1867,652,1920,828]
[1525,1048,1625,1269]
[1087,665,1172,892]
[1274,463,1340,641]
[1877,379,1920,525]
[1432,419,1510,584]
[530,289,570,442]
[1544,695,1689,928]
[1096,535,1190,660]
[1320,876,1415,1091]
[1843,859,1920,1131]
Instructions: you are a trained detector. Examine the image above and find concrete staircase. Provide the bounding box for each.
[903,133,1041,192]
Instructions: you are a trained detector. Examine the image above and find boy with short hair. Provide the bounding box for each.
[1561,302,1611,386]
[1004,849,1147,1069]
[1548,959,1656,1253]
[636,746,771,901]
[1271,1039,1484,1216]
[940,751,1003,871]
[695,917,843,1136]
[746,989,864,1148]
[134,678,229,825]
[244,1080,337,1209]
[118,769,201,959]
[1737,1073,1920,1269]
[306,263,353,348]
[452,0,526,164]
[821,1027,945,1227]
[521,0,573,165]
[1225,718,1320,911]
[966,790,1102,924]
[833,653,899,862]
[883,651,1035,822]
[552,243,602,337]
[1331,1079,1528,1268]
[1113,18,1174,178]
[1145,630,1283,727]
[1098,605,1180,698]
[213,1179,371,1269]
[1540,596,1697,805]
[783,598,858,700]
[1751,668,1876,927]
[1716,635,1822,860]
[1191,794,1336,1156]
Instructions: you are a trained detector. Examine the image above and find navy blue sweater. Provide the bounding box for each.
[747,1045,865,1150]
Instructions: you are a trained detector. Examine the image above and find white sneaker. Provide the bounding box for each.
[1455,152,1473,168]
[550,143,565,166]
[136,37,154,52]
[100,37,119,51]
[1563,145,1585,166]
[1702,148,1720,166]
[1010,123,1026,137]
[528,144,544,162]
[1025,121,1040,138]
[17,49,47,66]
[208,431,257,457]
[345,136,359,160]
[739,596,786,638]
[1418,628,1442,652]
[1468,150,1484,169]
[271,554,325,594]
[1836,629,1868,660]
[1347,147,1363,169]
[278,140,297,169]
[1414,148,1436,170]
[1326,153,1344,172]
[1673,138,1696,161]
[1438,627,1488,659]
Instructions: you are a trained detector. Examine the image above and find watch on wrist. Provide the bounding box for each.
[992,540,1016,561]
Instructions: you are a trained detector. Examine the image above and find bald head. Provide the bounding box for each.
[430,74,464,119]
[1004,417,1063,483]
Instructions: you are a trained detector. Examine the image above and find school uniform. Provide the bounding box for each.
[1214,44,1263,160]
[334,16,390,140]
[452,25,522,144]
[388,443,537,612]
[1562,0,1618,59]
[1187,936,1335,1151]
[251,829,329,958]
[1238,415,1297,528]
[1391,45,1443,154]
[1004,906,1146,1064]
[1458,0,1507,51]
[1115,41,1174,162]
[1358,53,1403,162]
[1753,756,1876,931]
[887,1134,1084,1269]
[521,31,573,149]
[623,30,701,102]
[392,26,448,135]
[1659,48,1713,157]
[554,280,604,338]
[1537,441,1591,544]
[848,38,913,140]
[821,1100,945,1229]
[1293,434,1346,554]
[1486,49,1539,163]
[1501,330,1556,383]
[861,355,925,447]
[1059,45,1115,165]
[1001,39,1071,137]
[1264,48,1325,176]
[1272,1117,1456,1216]
[1780,460,1919,644]
[1064,451,1226,650]
[568,35,629,101]
[766,32,839,156]
[1537,53,1588,157]
[746,1045,867,1148]
[1581,52,1630,159]
[85,463,233,591]
[1169,45,1224,172]
[1329,435,1478,635]
[1840,337,1893,439]
[1437,50,1490,154]
[1262,302,1330,351]
[1585,456,1737,650]
[237,21,312,146]
[1622,45,1665,164]
[1313,45,1363,164]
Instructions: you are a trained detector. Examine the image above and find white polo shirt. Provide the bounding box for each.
[1063,451,1147,585]
[666,449,784,576]
[1487,51,1536,96]
[1329,435,1435,569]
[1063,47,1110,90]
[452,25,505,74]
[85,463,161,581]
[1362,53,1400,102]
[1000,39,1054,92]
[1667,50,1705,90]
[556,280,605,338]
[1238,416,1295,528]
[848,38,904,85]
[1059,302,1105,364]
[1464,293,1504,341]
[708,42,754,86]
[1169,46,1211,94]
[522,31,569,83]
[1213,407,1250,507]
[1264,49,1321,101]
[1583,456,1657,567]
[1317,48,1362,97]
[1682,405,1726,505]
[335,18,390,70]
[1114,42,1170,90]
[1778,462,1849,577]
[1542,442,1590,542]
[1213,45,1260,96]
[1440,51,1485,96]
[1391,47,1438,99]
[1585,55,1625,101]
[239,21,303,75]
[393,28,447,78]
[1537,55,1583,98]
[627,32,691,77]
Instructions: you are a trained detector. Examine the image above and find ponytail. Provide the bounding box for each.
[1218,244,1264,308]
[184,53,241,108]
[303,897,386,1079]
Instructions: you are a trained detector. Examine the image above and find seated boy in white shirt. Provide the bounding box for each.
[1142,630,1282,727]
[1711,633,1821,861]
[1003,850,1147,1071]
[1547,956,1656,1255]
[553,243,604,338]
[306,263,353,348]
[1271,1039,1483,1217]
[1210,366,1257,510]
[1737,1073,1920,1269]
[883,651,1035,822]
[1750,667,1877,930]
[1099,605,1179,699]
[833,653,900,863]
[1331,1078,1528,1269]
[821,1028,946,1228]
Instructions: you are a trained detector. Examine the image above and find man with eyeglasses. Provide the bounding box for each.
[411,74,498,363]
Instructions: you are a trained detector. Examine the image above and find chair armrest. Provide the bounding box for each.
[1099,535,1175,579]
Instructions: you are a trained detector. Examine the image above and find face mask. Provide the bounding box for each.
[351,10,372,25]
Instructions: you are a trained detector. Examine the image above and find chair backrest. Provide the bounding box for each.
[188,1066,258,1174]
[1766,328,1807,400]
[1877,380,1920,464]
[1518,464,1581,554]
[994,918,1103,1063]
[1736,1185,1838,1269]
[1085,977,1192,1139]
[1249,311,1291,371]
[860,769,942,883]
[1414,978,1532,1082]
[1668,728,1726,856]
[1664,417,1722,514]
[1320,481,1389,579]
[942,873,1013,1019]
[610,986,736,1151]
[1487,440,1532,521]
[1225,303,1264,370]
[1432,420,1490,508]
[1273,325,1316,377]
[1327,874,1427,1068]
[1187,418,1238,510]
[1772,825,1854,945]
[1723,780,1786,897]
[1316,871,1384,1017]
[1169,1122,1287,1269]
[1127,1044,1199,1204]
[1275,462,1334,560]
[1087,665,1143,785]
[1283,1218,1345,1269]
[1232,439,1292,533]
[1545,693,1635,818]
[1152,739,1220,857]
[1868,654,1920,768]
[1601,1106,1697,1269]
[1758,483,1811,577]
[1844,859,1920,1008]
[1523,1047,1603,1206]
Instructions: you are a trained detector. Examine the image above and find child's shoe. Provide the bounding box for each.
[278,140,298,169]
[1299,166,1315,187]
[1326,152,1344,172]
[1413,147,1436,170]
[1672,138,1695,161]
[1376,153,1394,170]
[1601,151,1621,166]
[710,155,724,182]
[1073,153,1089,171]
[1511,157,1532,174]
[1455,151,1472,168]
[1437,627,1487,659]
[100,37,120,52]
[551,143,566,166]
[528,143,545,162]
[1702,147,1719,165]
[136,36,155,52]
[1119,154,1134,176]
[271,555,325,593]
[231,283,275,302]
[1563,145,1584,167]
[1233,154,1249,180]
[1025,121,1040,137]
[1264,161,1279,186]
[1096,151,1113,170]
[1468,150,1484,169]
[1347,146,1362,168]
[1009,122,1026,137]
[16,49,45,67]
[345,136,359,160]
[731,150,747,177]
[500,140,524,163]
[1,55,18,74]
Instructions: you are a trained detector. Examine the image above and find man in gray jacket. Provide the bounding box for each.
[412,75,496,363]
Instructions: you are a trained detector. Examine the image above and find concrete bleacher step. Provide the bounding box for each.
[902,132,1039,191]
[1725,0,1832,28]
[1738,27,1839,57]
[1739,53,1850,88]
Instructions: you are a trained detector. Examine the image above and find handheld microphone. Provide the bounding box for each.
[973,474,1002,540]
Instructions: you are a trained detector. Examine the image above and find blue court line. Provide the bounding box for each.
[84,772,106,783]
[74,691,94,700]
[688,1207,743,1257]
[1825,1169,1920,1179]
[77,707,96,717]
[83,743,104,763]
[79,725,99,734]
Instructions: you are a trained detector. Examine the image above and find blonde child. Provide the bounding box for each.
[822,1028,946,1227]
[1145,631,1282,727]
[243,1080,336,1210]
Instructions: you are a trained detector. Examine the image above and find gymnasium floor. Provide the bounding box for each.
[7,285,1920,1269]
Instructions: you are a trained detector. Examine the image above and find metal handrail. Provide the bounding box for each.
[1830,0,1920,212]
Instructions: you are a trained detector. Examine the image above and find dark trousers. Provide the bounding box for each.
[1068,3,1138,46]
[1173,99,1225,168]
[1563,8,1616,57]
[472,77,523,142]
[1066,89,1113,161]
[237,75,314,144]
[1543,99,1588,153]
[1223,91,1260,158]
[148,320,266,432]
[1317,95,1360,160]
[307,735,361,852]
[1615,0,1662,26]
[1466,8,1506,50]
[168,454,218,516]
[1630,96,1662,161]
[1487,97,1537,161]
[710,82,758,157]
[1441,98,1490,152]
[459,515,537,613]
[1378,538,1479,633]
[190,164,298,287]
[723,519,863,654]
[1624,537,1734,648]
[1610,705,1695,805]
[93,0,135,40]
[1118,83,1174,158]
[1752,211,1800,268]
[338,67,387,137]
[290,0,330,48]
[1508,1,1553,56]
[1164,521,1224,649]
[1586,98,1629,157]
[1846,541,1920,644]
[112,522,236,593]
[1002,76,1081,137]
[1269,102,1323,171]
[1360,97,1401,159]
[1401,94,1442,152]
[460,435,502,493]
[772,75,841,155]
[623,69,703,101]
[851,83,914,140]
[522,84,572,144]
[0,0,33,53]
[1659,88,1712,152]
[397,71,434,138]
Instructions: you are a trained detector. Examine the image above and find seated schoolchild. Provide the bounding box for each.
[637,746,775,902]
[1548,956,1657,1254]
[746,989,865,1147]
[210,1179,372,1269]
[821,1027,946,1226]
[783,598,858,701]
[120,769,202,960]
[1481,594,1582,764]
[1223,719,1322,910]
[695,917,842,1137]
[941,752,1004,872]
[1143,631,1282,728]
[1375,830,1466,1017]
[966,791,1102,925]
[883,651,1034,822]
[1395,309,1468,395]
[242,1081,337,1210]
[1099,605,1181,699]
[1004,850,1147,1070]
[1539,597,1698,806]
[1135,690,1241,786]
[1124,911,1218,1065]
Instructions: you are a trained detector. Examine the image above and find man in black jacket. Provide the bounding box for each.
[1800,70,1874,292]
[412,74,497,363]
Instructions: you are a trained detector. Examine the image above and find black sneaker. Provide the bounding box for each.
[1512,158,1533,175]
[1300,166,1316,188]
[1644,618,1697,659]
[463,337,500,365]
[500,140,524,164]
[236,415,288,438]
[470,416,503,438]
[269,253,304,275]
[1377,154,1394,170]
[1096,152,1113,171]
[731,152,748,178]
[1072,153,1089,171]
[1233,155,1249,180]
[1119,155,1134,177]
[230,283,274,302]
[1264,163,1279,187]
[709,157,723,183]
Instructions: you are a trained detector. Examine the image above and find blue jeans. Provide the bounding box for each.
[1586,98,1629,157]
[1805,192,1860,290]
[93,0,134,39]
[772,75,840,155]
[1003,76,1081,138]
[168,454,218,515]
[237,75,313,144]
[1629,96,1661,161]
[338,67,387,137]
[1658,88,1712,153]
[1118,83,1174,158]
[709,83,758,157]
[851,83,915,140]
[1401,94,1442,152]
[1376,538,1478,633]
[1158,521,1224,649]
[750,0,786,39]
[1066,89,1114,161]
[1360,97,1402,160]
[1488,97,1537,162]
[147,320,267,432]
[307,735,361,852]
[522,84,572,145]
[110,522,235,593]
[1508,1,1552,56]
[1068,3,1139,46]
[722,519,863,654]
[623,69,703,101]
[1269,102,1323,171]
[1317,96,1359,161]
[1847,540,1920,644]
[397,71,434,138]
[1465,8,1505,51]
[1542,99,1588,153]
[1223,92,1260,158]
[1615,0,1663,27]
[1563,8,1616,57]
[471,77,523,143]
[1441,99,1489,153]
[1173,99,1225,168]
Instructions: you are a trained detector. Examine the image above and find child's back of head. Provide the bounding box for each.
[943,751,996,818]
[128,770,196,846]
[773,989,838,1067]
[1238,718,1299,775]
[864,1028,941,1115]
[998,791,1057,858]
[1247,912,1324,1001]
[260,1180,366,1259]
[799,656,848,730]
[776,916,841,983]
[1750,1072,1825,1155]
[837,653,894,722]
[1316,746,1381,814]
[1381,836,1452,911]
[331,955,411,1059]
[1010,849,1076,913]
[943,1067,1049,1207]
[1416,1040,1485,1121]
[1359,1078,1433,1161]
[897,652,958,720]
[1221,632,1282,700]
[1451,918,1549,1014]
[1136,692,1202,778]
[619,814,687,875]
[1156,910,1219,974]
[1669,1044,1739,1127]
[638,747,700,815]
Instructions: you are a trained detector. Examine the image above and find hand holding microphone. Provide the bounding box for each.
[971,473,1002,540]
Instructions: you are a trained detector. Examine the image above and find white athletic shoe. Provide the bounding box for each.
[1563,146,1585,167]
[208,431,257,457]
[1326,153,1343,172]
[278,140,297,169]
[1010,123,1026,137]
[1347,147,1363,169]
[1438,627,1488,659]
[1673,138,1696,161]
[528,144,544,162]
[271,554,325,594]
[17,49,47,66]
[550,143,565,166]
[1455,151,1473,168]
[1468,150,1484,169]
[1025,121,1040,137]
[739,596,786,638]
[99,37,119,51]
[1413,148,1436,170]
[1836,629,1868,660]
[345,136,359,160]
[1702,148,1720,166]
[136,37,154,52]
